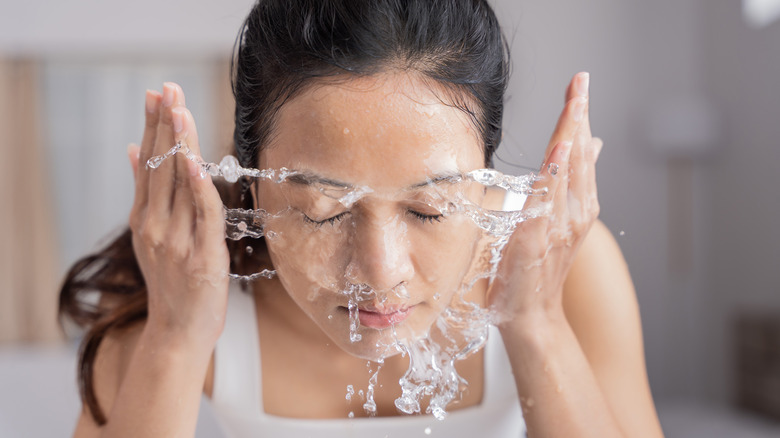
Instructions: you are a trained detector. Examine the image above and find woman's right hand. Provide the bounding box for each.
[127,83,230,350]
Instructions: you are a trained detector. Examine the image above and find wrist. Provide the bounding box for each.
[140,320,218,363]
[497,306,572,348]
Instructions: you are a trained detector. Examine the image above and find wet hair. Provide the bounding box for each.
[59,0,509,425]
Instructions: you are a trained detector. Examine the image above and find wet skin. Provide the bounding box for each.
[254,72,490,361]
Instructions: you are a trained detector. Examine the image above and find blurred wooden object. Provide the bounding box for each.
[0,58,63,343]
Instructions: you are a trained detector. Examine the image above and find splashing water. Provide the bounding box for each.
[363,362,382,416]
[346,384,355,401]
[146,142,552,420]
[348,297,362,343]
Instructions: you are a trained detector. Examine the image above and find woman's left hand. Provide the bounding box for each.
[487,72,603,327]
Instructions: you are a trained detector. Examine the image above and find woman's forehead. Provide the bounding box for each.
[261,73,484,190]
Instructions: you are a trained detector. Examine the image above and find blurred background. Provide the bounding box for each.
[1,0,779,436]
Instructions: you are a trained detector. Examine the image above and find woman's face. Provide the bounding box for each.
[256,73,487,360]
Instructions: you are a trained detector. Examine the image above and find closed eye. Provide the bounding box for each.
[303,211,350,228]
[407,210,443,224]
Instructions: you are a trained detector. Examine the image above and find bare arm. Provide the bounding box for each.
[74,83,228,437]
[501,221,663,437]
[489,73,663,437]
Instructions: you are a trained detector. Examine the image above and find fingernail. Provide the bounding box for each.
[162,83,175,107]
[573,97,587,122]
[172,107,185,133]
[145,90,157,114]
[576,72,590,97]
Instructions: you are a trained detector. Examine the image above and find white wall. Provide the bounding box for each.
[699,0,780,404]
[491,0,713,402]
[0,0,253,56]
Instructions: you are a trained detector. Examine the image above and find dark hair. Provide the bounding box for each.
[59,0,510,425]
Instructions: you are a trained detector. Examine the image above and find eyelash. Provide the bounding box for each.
[407,210,443,224]
[303,212,349,227]
[303,210,444,227]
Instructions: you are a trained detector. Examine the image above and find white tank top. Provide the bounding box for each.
[207,190,528,438]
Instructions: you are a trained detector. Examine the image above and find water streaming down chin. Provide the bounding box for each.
[146,142,551,420]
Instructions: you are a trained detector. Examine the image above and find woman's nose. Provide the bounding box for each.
[346,215,414,293]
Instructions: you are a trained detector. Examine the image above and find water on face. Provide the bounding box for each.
[147,143,551,419]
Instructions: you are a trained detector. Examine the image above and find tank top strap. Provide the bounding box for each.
[212,283,264,416]
[502,188,528,212]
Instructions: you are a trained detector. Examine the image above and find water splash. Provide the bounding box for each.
[146,141,553,420]
[147,142,293,182]
[465,168,546,197]
[393,299,492,420]
[228,269,276,281]
[348,296,362,343]
[363,363,382,416]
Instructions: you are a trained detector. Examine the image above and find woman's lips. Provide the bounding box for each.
[356,306,412,329]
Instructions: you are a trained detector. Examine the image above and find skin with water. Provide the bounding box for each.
[145,74,557,420]
[148,142,550,419]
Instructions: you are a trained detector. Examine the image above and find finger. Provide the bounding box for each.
[585,137,603,212]
[543,73,590,164]
[190,160,227,252]
[568,98,591,204]
[575,72,592,141]
[542,96,587,166]
[170,107,201,241]
[564,72,589,105]
[550,141,573,243]
[524,140,572,213]
[148,82,186,218]
[134,90,162,212]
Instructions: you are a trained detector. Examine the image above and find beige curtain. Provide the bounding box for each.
[0,59,63,343]
[212,57,236,158]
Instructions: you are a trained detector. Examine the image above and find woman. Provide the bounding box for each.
[60,0,664,436]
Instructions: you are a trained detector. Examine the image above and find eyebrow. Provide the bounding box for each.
[286,170,463,190]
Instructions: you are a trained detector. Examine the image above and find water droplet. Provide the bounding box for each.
[328,314,333,320]
[346,384,354,401]
[228,269,276,281]
[343,127,350,135]
[348,291,362,343]
[348,411,354,418]
[433,293,441,300]
[245,245,253,255]
[146,155,165,169]
[619,230,625,236]
[547,162,559,176]
[219,155,240,183]
[424,426,432,435]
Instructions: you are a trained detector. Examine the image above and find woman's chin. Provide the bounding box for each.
[327,323,433,362]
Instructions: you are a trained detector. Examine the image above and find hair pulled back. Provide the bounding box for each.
[59,0,509,424]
